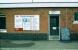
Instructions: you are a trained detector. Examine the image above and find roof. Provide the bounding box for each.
[0,0,78,8]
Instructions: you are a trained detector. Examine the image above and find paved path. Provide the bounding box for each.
[0,40,78,50]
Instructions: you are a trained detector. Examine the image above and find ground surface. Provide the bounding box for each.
[0,40,78,50]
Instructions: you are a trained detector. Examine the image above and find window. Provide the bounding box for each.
[0,13,6,29]
[73,12,78,24]
[0,17,6,29]
[14,15,40,31]
[0,12,7,32]
[74,12,78,21]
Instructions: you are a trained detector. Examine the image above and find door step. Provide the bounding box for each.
[49,36,60,40]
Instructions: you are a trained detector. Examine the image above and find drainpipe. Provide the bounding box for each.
[66,8,68,28]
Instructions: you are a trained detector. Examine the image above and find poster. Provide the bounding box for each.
[22,16,31,30]
[14,15,40,31]
[31,15,39,30]
[14,15,23,28]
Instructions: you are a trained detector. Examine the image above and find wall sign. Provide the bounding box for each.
[49,11,60,14]
[14,15,40,31]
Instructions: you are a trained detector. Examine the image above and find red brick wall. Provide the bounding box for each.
[0,8,78,33]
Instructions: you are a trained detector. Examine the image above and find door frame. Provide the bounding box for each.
[48,11,61,40]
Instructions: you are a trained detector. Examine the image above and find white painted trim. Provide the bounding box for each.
[0,0,32,3]
[0,0,78,3]
[48,14,50,40]
[33,0,78,2]
[59,13,61,40]
[0,3,78,8]
[0,29,7,33]
[73,21,78,24]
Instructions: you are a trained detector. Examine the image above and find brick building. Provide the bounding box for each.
[0,1,78,41]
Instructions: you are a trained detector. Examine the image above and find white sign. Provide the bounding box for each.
[14,15,40,30]
[52,27,57,30]
[49,11,60,14]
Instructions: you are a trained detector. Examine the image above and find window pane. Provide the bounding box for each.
[74,12,78,21]
[0,17,6,29]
